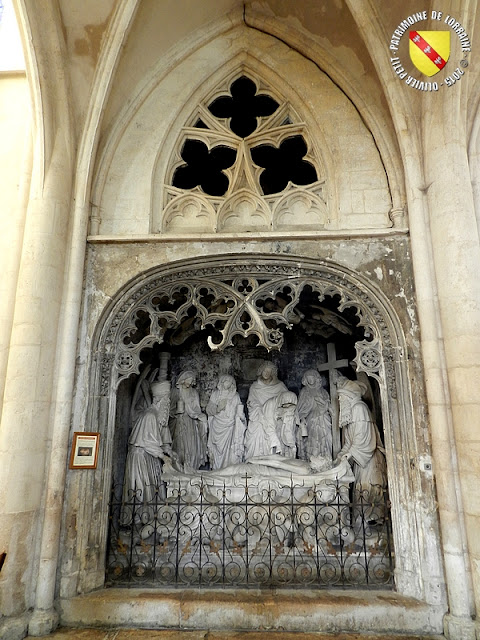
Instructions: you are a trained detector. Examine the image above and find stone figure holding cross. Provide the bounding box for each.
[317,342,350,458]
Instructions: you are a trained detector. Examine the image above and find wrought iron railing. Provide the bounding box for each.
[106,478,393,588]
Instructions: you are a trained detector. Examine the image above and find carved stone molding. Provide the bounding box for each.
[353,339,381,374]
[97,257,401,395]
[389,206,407,228]
[351,338,396,397]
[163,182,326,233]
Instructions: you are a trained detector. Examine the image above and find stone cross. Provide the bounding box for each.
[317,342,349,458]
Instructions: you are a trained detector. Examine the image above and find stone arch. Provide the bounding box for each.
[91,25,392,235]
[98,256,395,391]
[62,253,440,602]
[243,7,406,219]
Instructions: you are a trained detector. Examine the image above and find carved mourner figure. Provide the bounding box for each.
[296,369,333,461]
[335,377,387,524]
[275,391,298,458]
[244,362,294,459]
[171,370,208,470]
[206,374,246,470]
[121,379,172,523]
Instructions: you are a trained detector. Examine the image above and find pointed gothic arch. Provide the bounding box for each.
[91,25,393,236]
[60,253,441,603]
[151,56,334,234]
[159,70,326,235]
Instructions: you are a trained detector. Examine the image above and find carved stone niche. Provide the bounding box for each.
[104,267,385,393]
[108,256,388,477]
[103,258,394,591]
[69,256,441,605]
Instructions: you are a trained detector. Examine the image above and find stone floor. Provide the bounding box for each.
[25,630,444,640]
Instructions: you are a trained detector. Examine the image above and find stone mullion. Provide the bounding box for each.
[180,128,239,149]
[247,123,305,147]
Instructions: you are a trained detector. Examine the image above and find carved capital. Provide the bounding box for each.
[389,206,407,228]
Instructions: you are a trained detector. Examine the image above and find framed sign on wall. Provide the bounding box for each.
[69,432,100,469]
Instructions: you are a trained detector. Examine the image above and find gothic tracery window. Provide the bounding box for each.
[163,74,327,233]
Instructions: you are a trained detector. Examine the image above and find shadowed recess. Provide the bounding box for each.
[173,141,236,196]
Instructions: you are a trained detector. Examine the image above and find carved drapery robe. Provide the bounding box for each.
[121,401,172,524]
[338,398,386,522]
[206,387,246,470]
[275,391,297,459]
[297,385,332,460]
[172,385,207,470]
[245,378,288,459]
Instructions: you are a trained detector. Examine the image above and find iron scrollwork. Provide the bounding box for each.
[106,477,394,588]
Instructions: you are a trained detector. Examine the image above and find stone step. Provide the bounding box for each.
[58,588,445,637]
[27,630,444,640]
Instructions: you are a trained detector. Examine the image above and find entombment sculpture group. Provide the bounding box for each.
[122,355,387,516]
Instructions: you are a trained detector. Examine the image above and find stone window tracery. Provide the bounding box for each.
[163,74,327,233]
[207,75,279,139]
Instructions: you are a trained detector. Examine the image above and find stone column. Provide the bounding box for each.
[423,84,480,638]
[26,2,140,634]
[0,2,74,638]
[0,73,32,406]
[345,3,476,637]
[0,131,73,636]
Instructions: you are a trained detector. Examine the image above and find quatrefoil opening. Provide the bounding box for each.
[251,136,318,195]
[208,76,279,138]
[173,140,236,197]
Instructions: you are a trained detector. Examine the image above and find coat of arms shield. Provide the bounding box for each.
[409,30,450,76]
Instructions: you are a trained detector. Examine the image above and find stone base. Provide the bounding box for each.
[0,614,29,640]
[443,613,476,640]
[60,588,445,636]
[28,608,59,637]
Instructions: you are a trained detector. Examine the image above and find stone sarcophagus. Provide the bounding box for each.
[107,457,393,588]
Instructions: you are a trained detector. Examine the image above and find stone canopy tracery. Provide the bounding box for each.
[100,258,392,397]
[87,253,428,598]
[99,255,399,590]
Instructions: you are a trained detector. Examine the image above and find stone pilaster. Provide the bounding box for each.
[423,47,480,626]
[0,1,74,632]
